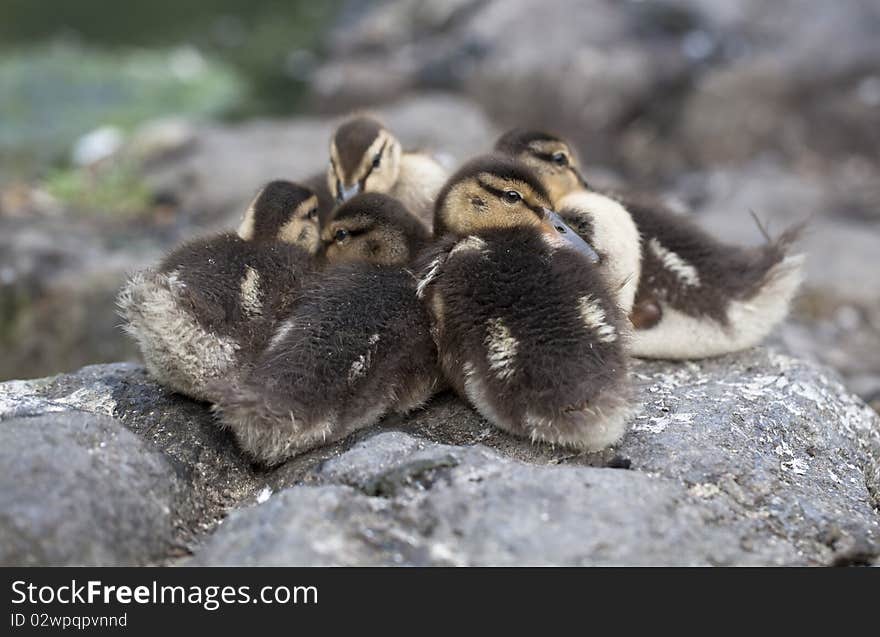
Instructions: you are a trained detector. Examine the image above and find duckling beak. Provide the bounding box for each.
[336,182,361,203]
[542,209,600,264]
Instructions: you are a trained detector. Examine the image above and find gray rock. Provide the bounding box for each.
[314,0,694,168]
[193,349,880,566]
[0,363,263,559]
[316,0,880,179]
[0,412,181,566]
[0,217,154,381]
[2,350,877,566]
[0,362,429,561]
[674,0,880,167]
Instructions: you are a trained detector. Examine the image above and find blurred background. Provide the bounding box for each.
[1,0,878,412]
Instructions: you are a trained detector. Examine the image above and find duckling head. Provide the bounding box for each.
[237,180,320,253]
[322,192,429,266]
[494,129,588,204]
[326,116,403,204]
[433,154,598,263]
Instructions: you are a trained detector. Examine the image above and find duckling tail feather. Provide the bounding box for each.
[117,270,239,402]
[211,380,327,467]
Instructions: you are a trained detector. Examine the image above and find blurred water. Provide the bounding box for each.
[0,0,339,178]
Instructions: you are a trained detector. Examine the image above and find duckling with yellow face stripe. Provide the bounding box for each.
[325,115,448,229]
[117,180,321,402]
[418,154,632,451]
[495,129,804,360]
[213,193,439,465]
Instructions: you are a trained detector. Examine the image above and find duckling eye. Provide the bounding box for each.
[372,152,382,169]
[551,152,569,167]
[334,229,349,243]
[502,190,522,204]
[307,207,318,221]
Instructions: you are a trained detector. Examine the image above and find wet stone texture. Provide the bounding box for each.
[3,349,876,566]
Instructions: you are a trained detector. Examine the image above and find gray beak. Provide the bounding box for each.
[542,209,600,264]
[337,182,361,203]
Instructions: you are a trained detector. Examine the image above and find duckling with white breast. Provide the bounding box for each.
[495,129,804,359]
[213,193,439,465]
[418,154,633,451]
[323,115,448,229]
[118,180,321,402]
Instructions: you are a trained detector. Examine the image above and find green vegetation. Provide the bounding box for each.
[0,45,243,176]
[0,0,340,117]
[44,160,152,218]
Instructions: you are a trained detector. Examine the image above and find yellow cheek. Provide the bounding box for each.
[278,219,320,253]
[544,174,578,206]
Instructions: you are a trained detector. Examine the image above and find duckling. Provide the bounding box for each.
[418,154,632,451]
[495,129,805,359]
[494,129,591,203]
[324,115,448,228]
[117,180,321,402]
[302,172,337,227]
[494,129,642,310]
[322,191,430,266]
[213,193,439,465]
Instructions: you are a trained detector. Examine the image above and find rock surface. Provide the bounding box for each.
[2,350,878,566]
[0,412,181,566]
[315,0,880,178]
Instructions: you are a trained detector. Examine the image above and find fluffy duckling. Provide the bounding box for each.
[322,191,430,266]
[324,115,448,228]
[418,154,632,451]
[213,193,439,465]
[118,180,321,402]
[494,129,642,311]
[495,129,804,359]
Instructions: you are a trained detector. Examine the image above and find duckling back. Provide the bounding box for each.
[118,234,316,402]
[618,195,804,359]
[213,263,440,465]
[418,228,632,451]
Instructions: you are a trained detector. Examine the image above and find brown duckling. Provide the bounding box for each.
[417,154,632,451]
[322,115,448,229]
[213,193,439,465]
[118,180,320,402]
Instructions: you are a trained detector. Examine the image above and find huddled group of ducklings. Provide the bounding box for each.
[118,116,804,465]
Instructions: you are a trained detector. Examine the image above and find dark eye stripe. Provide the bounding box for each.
[477,179,545,216]
[360,140,388,187]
